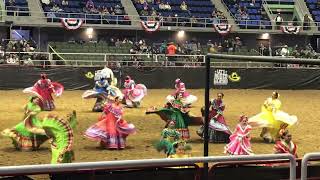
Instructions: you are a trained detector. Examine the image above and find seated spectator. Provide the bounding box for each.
[50,4,63,12]
[143,1,148,10]
[164,2,171,10]
[150,7,157,16]
[140,0,146,4]
[61,0,68,6]
[180,1,188,11]
[86,0,95,11]
[8,0,16,6]
[114,5,123,15]
[159,2,165,10]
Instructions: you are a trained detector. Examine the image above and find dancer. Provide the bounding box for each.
[85,96,136,149]
[274,129,297,158]
[1,96,48,151]
[42,111,77,164]
[166,78,197,107]
[168,141,192,159]
[197,93,231,143]
[122,76,147,108]
[225,115,253,155]
[82,77,123,112]
[249,92,298,143]
[23,73,64,111]
[155,120,181,156]
[146,94,203,140]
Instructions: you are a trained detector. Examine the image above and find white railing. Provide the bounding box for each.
[0,154,296,180]
[301,152,320,180]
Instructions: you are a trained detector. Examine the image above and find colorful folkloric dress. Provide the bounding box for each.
[1,100,48,151]
[156,128,181,156]
[274,140,298,158]
[123,79,147,108]
[249,97,298,142]
[23,79,64,111]
[166,82,197,107]
[146,100,198,140]
[42,111,77,164]
[85,103,136,149]
[82,79,123,112]
[224,124,253,155]
[197,99,231,143]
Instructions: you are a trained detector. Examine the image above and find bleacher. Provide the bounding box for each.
[41,0,131,25]
[305,0,320,30]
[132,0,215,27]
[5,0,30,16]
[223,0,272,29]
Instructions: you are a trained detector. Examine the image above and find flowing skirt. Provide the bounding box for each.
[123,84,147,107]
[225,135,253,155]
[166,94,197,107]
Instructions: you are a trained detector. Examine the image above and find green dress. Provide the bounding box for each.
[156,128,181,156]
[148,99,191,140]
[1,101,48,151]
[41,111,77,164]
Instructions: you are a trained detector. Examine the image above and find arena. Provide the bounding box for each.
[0,88,319,166]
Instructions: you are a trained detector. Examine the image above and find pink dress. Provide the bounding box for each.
[225,124,253,155]
[23,79,64,111]
[85,103,136,149]
[123,79,147,106]
[174,82,190,98]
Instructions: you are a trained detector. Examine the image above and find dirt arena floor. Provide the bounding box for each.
[0,89,319,166]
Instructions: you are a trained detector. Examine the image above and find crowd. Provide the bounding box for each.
[0,39,47,66]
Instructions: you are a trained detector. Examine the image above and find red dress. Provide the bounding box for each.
[85,103,136,149]
[274,140,298,158]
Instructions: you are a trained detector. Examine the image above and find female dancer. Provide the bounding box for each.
[249,92,298,143]
[166,78,197,107]
[146,94,203,140]
[23,73,64,111]
[122,76,147,108]
[42,111,77,163]
[197,93,231,143]
[274,129,297,158]
[82,77,123,112]
[156,120,181,156]
[85,96,136,149]
[225,115,253,155]
[2,96,48,151]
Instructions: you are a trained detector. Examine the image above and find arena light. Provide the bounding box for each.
[177,30,185,39]
[86,28,93,35]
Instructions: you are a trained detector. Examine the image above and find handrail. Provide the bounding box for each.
[0,154,296,180]
[301,152,320,180]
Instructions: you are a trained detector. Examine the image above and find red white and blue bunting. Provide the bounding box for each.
[213,24,232,35]
[61,18,83,30]
[281,25,300,35]
[140,20,161,32]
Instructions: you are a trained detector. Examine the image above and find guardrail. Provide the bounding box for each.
[301,152,320,180]
[0,154,296,180]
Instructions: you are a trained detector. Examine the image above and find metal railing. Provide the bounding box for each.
[0,154,296,180]
[301,152,320,180]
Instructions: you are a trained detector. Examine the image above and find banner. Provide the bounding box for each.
[213,24,232,35]
[140,20,161,32]
[61,18,83,30]
[1,67,320,90]
[281,25,300,34]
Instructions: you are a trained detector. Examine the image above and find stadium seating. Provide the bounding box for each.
[41,0,131,25]
[223,0,272,29]
[132,0,215,27]
[5,0,30,16]
[305,0,320,29]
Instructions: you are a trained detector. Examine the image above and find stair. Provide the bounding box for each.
[120,0,140,26]
[294,0,317,32]
[210,0,238,31]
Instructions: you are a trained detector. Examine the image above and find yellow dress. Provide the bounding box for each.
[249,97,297,141]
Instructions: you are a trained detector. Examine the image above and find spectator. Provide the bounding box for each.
[159,2,165,10]
[114,5,123,15]
[167,42,177,65]
[140,0,146,4]
[275,13,283,29]
[164,2,171,10]
[180,1,188,11]
[61,0,68,6]
[86,0,95,11]
[50,4,63,12]
[303,14,312,30]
